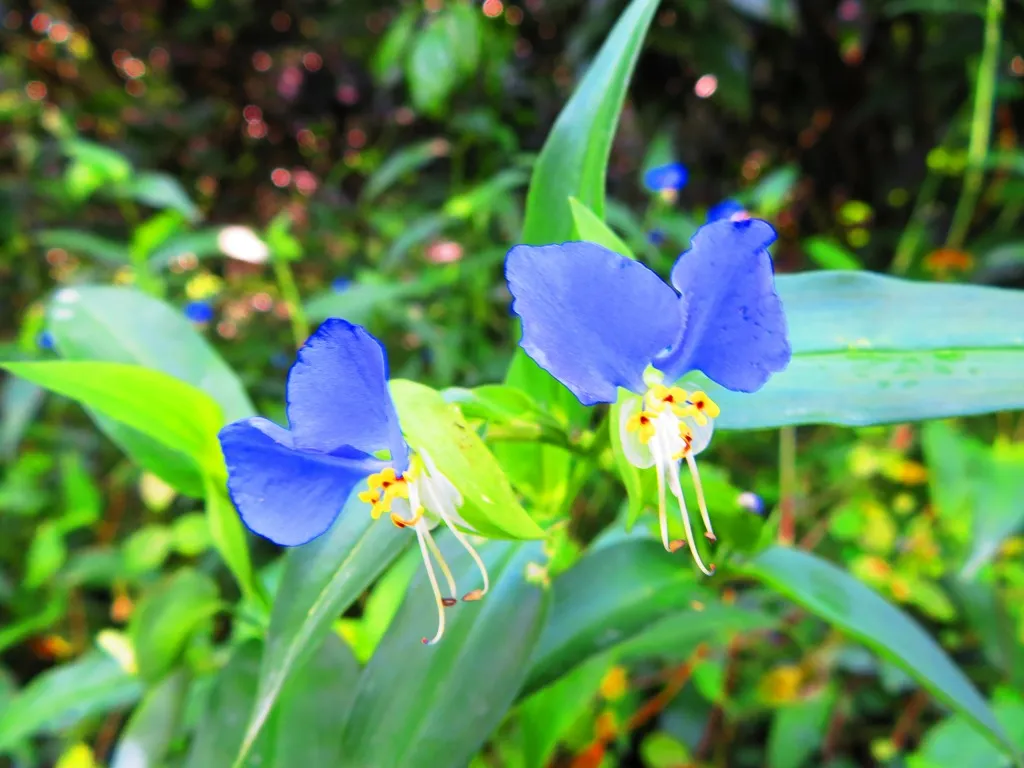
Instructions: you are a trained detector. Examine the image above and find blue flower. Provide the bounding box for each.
[737,491,765,516]
[644,162,688,193]
[706,199,748,223]
[331,277,351,293]
[646,229,666,246]
[37,330,55,350]
[218,319,488,644]
[505,218,790,574]
[184,300,215,324]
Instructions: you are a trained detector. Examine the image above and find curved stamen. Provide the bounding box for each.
[654,454,671,552]
[413,519,448,645]
[420,519,458,602]
[685,455,716,541]
[420,475,490,601]
[668,468,715,576]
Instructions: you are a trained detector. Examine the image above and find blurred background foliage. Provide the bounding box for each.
[2,0,1024,767]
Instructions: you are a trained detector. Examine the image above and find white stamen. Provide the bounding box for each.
[654,455,670,551]
[668,462,715,576]
[413,518,447,646]
[686,454,716,541]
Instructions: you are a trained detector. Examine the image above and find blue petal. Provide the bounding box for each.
[286,319,409,471]
[506,242,684,405]
[220,417,385,546]
[705,199,748,223]
[656,218,790,392]
[644,163,689,192]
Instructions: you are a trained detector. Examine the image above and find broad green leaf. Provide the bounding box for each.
[24,522,66,588]
[524,539,704,694]
[117,172,201,222]
[390,379,545,540]
[0,361,225,475]
[443,384,571,450]
[131,210,187,262]
[406,15,461,117]
[0,376,44,458]
[569,196,634,257]
[446,3,481,79]
[35,230,130,265]
[908,687,1024,768]
[714,272,1024,429]
[804,236,863,270]
[129,568,220,682]
[110,670,188,768]
[371,5,419,85]
[186,641,270,768]
[232,499,405,768]
[519,655,609,768]
[505,0,661,515]
[270,633,361,766]
[46,285,253,494]
[743,546,1016,758]
[361,138,449,203]
[340,540,549,767]
[0,651,142,752]
[922,422,1024,577]
[148,229,225,269]
[204,477,259,605]
[47,285,253,422]
[767,686,837,768]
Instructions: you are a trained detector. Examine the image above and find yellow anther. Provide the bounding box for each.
[390,505,424,529]
[647,384,691,416]
[367,466,400,492]
[363,468,410,519]
[686,391,720,425]
[625,410,658,444]
[672,424,694,461]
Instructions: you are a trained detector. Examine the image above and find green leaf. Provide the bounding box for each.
[767,686,837,768]
[504,0,661,514]
[204,476,259,606]
[24,522,66,588]
[305,276,440,325]
[569,196,634,257]
[110,670,188,768]
[390,378,545,540]
[117,171,201,222]
[519,655,609,768]
[361,138,449,203]
[1,361,225,476]
[714,272,1024,429]
[46,285,253,493]
[35,229,130,265]
[524,539,704,694]
[129,568,220,682]
[746,165,799,217]
[743,546,1017,758]
[148,229,225,269]
[0,376,45,458]
[908,687,1024,768]
[443,384,571,450]
[406,15,461,117]
[371,5,419,85]
[270,633,361,766]
[186,641,270,768]
[804,236,863,270]
[340,540,549,767]
[131,210,187,262]
[0,651,142,752]
[231,499,405,767]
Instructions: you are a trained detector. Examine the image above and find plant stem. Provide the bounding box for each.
[273,259,310,349]
[778,426,797,546]
[946,0,1004,250]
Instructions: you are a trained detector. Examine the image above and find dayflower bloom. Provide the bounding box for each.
[506,218,790,575]
[218,319,488,644]
[644,162,689,194]
[184,299,215,324]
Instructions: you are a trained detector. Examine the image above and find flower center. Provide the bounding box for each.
[359,451,490,646]
[621,386,721,577]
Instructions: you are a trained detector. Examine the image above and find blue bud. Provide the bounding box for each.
[643,162,688,193]
[184,300,215,324]
[706,199,748,223]
[647,229,666,246]
[737,491,766,516]
[37,330,55,350]
[332,277,351,293]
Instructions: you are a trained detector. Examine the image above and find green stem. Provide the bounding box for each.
[273,259,310,349]
[946,0,1004,250]
[890,169,942,276]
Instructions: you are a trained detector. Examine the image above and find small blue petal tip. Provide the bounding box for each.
[705,199,749,223]
[737,491,766,516]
